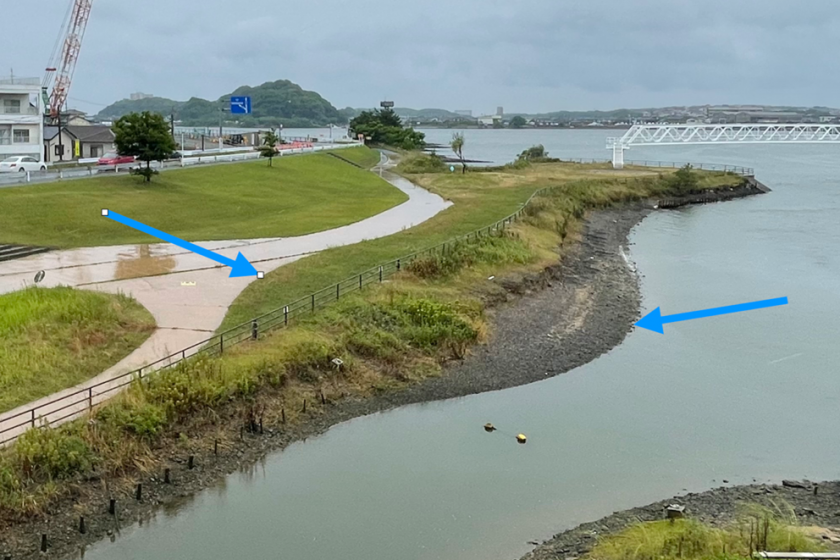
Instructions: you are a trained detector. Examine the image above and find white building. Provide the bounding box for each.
[0,77,44,162]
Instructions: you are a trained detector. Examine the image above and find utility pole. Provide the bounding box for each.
[170,113,175,138]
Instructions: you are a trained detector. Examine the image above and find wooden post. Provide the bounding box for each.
[252,320,258,340]
[336,284,340,300]
[281,408,286,424]
[164,468,171,484]
[302,399,307,413]
[109,498,116,515]
[40,534,47,553]
[79,516,86,534]
[188,456,195,470]
[214,440,219,455]
[135,484,142,501]
[320,389,326,405]
[311,294,315,311]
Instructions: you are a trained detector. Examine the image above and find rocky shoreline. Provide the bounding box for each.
[1,185,768,559]
[520,480,840,560]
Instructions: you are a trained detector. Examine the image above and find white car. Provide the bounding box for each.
[0,156,48,173]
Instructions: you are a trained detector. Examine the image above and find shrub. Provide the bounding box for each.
[14,427,93,480]
[97,400,167,439]
[407,233,532,279]
[143,358,227,418]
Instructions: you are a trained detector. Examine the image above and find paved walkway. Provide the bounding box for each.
[0,155,451,443]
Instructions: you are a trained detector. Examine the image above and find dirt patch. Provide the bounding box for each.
[520,481,840,560]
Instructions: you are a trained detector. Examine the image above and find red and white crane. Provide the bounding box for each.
[42,0,93,122]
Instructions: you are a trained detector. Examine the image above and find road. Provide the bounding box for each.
[0,153,452,443]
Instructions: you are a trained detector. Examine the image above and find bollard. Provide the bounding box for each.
[109,498,116,515]
[79,516,86,534]
[164,468,171,484]
[136,484,142,501]
[188,456,195,470]
[41,534,47,553]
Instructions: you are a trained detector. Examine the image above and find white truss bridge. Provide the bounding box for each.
[607,123,840,168]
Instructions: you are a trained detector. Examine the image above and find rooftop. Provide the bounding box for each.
[0,77,40,87]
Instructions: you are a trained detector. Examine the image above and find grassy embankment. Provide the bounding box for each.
[0,288,155,414]
[0,147,405,248]
[0,153,746,518]
[588,508,825,560]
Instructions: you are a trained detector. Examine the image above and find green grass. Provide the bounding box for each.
[589,507,825,560]
[0,147,406,248]
[0,287,156,413]
[332,146,382,169]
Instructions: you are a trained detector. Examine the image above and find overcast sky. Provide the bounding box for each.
[3,0,838,115]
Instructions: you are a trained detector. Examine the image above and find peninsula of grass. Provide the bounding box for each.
[0,287,155,414]
[0,146,405,248]
[0,154,748,522]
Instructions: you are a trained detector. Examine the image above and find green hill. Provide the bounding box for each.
[96,80,343,127]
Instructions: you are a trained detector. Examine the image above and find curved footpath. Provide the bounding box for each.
[0,154,451,443]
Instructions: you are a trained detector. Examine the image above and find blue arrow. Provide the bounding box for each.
[102,209,259,278]
[636,297,788,334]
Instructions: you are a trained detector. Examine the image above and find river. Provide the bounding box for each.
[78,130,840,560]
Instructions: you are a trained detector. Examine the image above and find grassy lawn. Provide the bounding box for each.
[0,287,155,414]
[0,147,406,248]
[332,146,382,168]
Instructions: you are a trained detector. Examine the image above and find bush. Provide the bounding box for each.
[97,400,167,439]
[398,153,447,174]
[143,358,227,418]
[668,164,700,193]
[407,233,531,279]
[14,427,93,480]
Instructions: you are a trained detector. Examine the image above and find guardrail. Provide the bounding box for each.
[560,158,754,176]
[0,142,363,188]
[0,159,753,445]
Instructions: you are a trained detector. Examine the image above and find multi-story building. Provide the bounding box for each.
[0,77,44,162]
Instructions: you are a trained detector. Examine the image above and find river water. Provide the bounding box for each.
[80,130,840,560]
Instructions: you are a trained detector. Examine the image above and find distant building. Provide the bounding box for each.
[0,76,44,161]
[496,106,504,116]
[130,92,154,101]
[455,110,473,117]
[819,116,837,123]
[478,114,502,126]
[44,124,116,163]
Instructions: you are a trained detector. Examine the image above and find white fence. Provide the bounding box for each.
[0,142,363,188]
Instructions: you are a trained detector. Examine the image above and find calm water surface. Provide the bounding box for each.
[80,130,840,560]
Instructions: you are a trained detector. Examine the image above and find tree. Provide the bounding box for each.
[518,144,548,161]
[451,133,466,174]
[113,111,177,183]
[259,130,280,166]
[510,116,527,129]
[349,109,425,150]
[670,164,699,193]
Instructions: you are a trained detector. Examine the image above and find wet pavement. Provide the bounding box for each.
[0,158,451,443]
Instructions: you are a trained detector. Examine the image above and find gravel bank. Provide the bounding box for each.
[520,480,840,560]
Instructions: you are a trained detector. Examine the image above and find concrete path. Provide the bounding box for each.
[0,155,451,443]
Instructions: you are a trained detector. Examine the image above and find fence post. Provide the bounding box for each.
[336,284,340,300]
[397,259,401,271]
[220,334,224,354]
[252,320,258,340]
[31,409,35,427]
[359,274,363,289]
[284,307,288,326]
[379,266,383,282]
[311,294,315,311]
[89,387,93,410]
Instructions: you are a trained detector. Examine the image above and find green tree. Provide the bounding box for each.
[670,164,699,193]
[349,109,425,150]
[518,144,548,161]
[510,116,527,128]
[113,112,177,183]
[451,133,466,174]
[259,129,280,167]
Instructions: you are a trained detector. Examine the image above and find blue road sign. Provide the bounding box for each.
[230,96,252,115]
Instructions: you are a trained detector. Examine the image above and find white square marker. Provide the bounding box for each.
[257,271,265,279]
[101,209,109,216]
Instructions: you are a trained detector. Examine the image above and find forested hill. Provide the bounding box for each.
[96,80,343,127]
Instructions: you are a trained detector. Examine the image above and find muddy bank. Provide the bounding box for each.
[521,480,840,560]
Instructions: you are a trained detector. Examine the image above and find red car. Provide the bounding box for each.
[98,153,136,166]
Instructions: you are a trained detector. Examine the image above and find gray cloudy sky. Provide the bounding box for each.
[3,0,838,115]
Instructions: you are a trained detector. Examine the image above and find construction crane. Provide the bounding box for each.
[42,0,93,123]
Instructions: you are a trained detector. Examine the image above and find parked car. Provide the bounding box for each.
[166,151,182,160]
[98,153,136,166]
[0,156,47,173]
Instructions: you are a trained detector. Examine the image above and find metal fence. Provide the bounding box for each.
[0,160,757,445]
[559,158,754,176]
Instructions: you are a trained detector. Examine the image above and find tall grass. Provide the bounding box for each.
[0,287,155,413]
